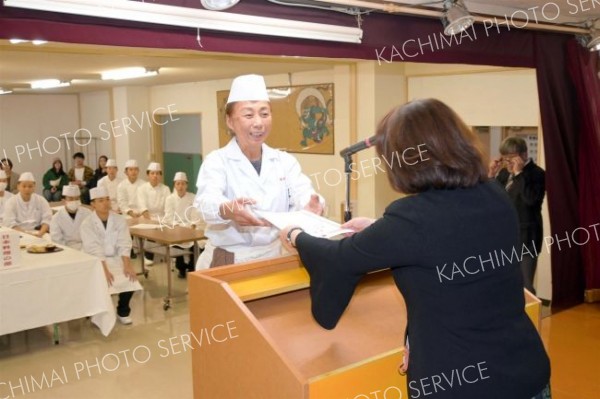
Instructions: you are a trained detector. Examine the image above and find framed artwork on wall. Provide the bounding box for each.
[217,83,334,154]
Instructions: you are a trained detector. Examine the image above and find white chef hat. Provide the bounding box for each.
[173,172,188,182]
[18,172,35,182]
[227,74,270,104]
[106,159,118,167]
[124,159,138,169]
[0,170,6,179]
[147,162,162,172]
[62,185,80,197]
[90,186,109,200]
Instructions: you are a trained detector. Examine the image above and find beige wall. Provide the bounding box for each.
[408,68,539,126]
[0,94,80,193]
[79,90,113,161]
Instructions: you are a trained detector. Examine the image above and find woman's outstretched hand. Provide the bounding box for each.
[341,217,376,235]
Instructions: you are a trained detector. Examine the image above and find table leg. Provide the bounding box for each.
[162,245,171,310]
[193,241,199,268]
[53,323,59,345]
[138,237,148,279]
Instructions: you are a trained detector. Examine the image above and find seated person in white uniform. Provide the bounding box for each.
[138,162,170,220]
[117,159,145,261]
[2,172,52,238]
[0,170,14,225]
[97,159,122,213]
[117,159,144,218]
[49,185,92,250]
[81,187,140,325]
[164,171,204,278]
[137,162,170,265]
[193,74,324,269]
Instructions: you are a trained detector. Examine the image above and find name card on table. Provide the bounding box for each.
[0,228,21,270]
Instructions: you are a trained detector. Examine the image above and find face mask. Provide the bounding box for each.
[65,200,81,212]
[0,182,6,191]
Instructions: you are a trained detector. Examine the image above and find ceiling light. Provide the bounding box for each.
[200,0,239,11]
[267,88,292,99]
[32,39,48,45]
[442,0,474,36]
[9,38,28,44]
[4,0,362,43]
[30,79,71,89]
[0,88,13,95]
[101,67,159,81]
[588,29,600,51]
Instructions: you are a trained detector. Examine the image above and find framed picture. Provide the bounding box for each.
[217,83,334,154]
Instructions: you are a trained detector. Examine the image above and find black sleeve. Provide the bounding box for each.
[295,200,423,330]
[495,169,509,186]
[516,168,545,208]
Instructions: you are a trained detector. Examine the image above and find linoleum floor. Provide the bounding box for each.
[1,259,598,399]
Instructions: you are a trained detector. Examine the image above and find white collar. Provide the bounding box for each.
[224,138,277,161]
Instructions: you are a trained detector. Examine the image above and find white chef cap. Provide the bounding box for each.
[227,74,269,104]
[90,186,109,200]
[62,185,80,197]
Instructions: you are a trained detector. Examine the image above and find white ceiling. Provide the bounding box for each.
[0,0,598,95]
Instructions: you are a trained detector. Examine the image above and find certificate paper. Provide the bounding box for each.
[254,210,353,239]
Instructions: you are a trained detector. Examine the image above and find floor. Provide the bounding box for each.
[1,259,599,399]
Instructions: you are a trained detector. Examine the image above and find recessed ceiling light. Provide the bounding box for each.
[30,79,71,89]
[32,40,48,45]
[101,67,159,81]
[0,88,13,95]
[9,38,28,44]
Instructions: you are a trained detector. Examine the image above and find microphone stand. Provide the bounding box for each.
[343,153,353,222]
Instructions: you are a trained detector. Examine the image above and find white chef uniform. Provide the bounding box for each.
[80,211,142,294]
[0,191,13,225]
[50,206,92,250]
[3,193,52,231]
[98,175,123,212]
[193,138,321,269]
[117,178,145,215]
[137,182,170,219]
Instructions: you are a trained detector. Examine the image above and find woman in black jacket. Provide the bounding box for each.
[280,99,551,399]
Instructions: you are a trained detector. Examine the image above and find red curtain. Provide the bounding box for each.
[567,42,600,297]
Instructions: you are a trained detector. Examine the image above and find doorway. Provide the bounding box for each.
[153,114,203,192]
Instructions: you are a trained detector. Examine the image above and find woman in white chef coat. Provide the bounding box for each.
[49,185,92,250]
[0,170,14,225]
[2,172,52,237]
[81,187,141,325]
[194,74,323,269]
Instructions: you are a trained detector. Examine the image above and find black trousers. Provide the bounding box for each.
[520,223,543,295]
[174,245,195,274]
[117,291,134,317]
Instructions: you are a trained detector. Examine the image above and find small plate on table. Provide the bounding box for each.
[27,244,64,254]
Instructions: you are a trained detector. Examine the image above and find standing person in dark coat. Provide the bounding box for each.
[489,137,546,294]
[280,99,551,399]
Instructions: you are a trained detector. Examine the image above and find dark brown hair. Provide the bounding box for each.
[375,98,486,194]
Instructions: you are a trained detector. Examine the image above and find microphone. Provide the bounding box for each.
[339,135,378,157]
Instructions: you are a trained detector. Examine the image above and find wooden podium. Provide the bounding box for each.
[188,255,541,399]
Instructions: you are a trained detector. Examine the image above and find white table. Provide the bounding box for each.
[0,239,116,337]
